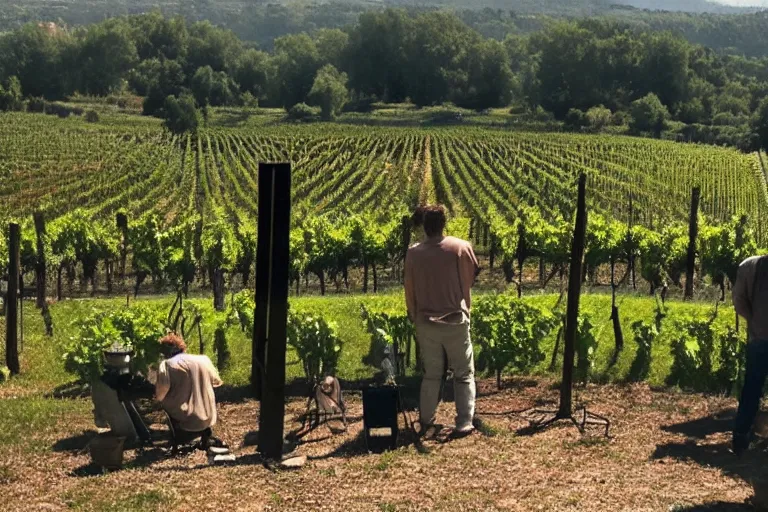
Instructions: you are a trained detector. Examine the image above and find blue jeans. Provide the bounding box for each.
[734,340,768,440]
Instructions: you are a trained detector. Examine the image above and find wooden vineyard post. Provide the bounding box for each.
[253,163,291,461]
[628,193,636,290]
[117,212,128,284]
[685,187,701,301]
[558,174,587,419]
[6,223,20,375]
[33,212,46,309]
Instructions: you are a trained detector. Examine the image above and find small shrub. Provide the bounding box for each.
[64,307,166,383]
[241,91,259,108]
[0,365,10,384]
[575,314,598,384]
[27,97,46,113]
[233,290,255,335]
[585,105,612,131]
[628,320,657,382]
[44,102,72,118]
[565,108,588,130]
[666,314,718,391]
[361,305,415,378]
[287,102,320,122]
[85,110,100,123]
[214,326,231,371]
[287,310,343,384]
[473,294,557,389]
[668,330,702,390]
[715,327,747,395]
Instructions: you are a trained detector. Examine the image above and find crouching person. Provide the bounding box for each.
[155,334,225,451]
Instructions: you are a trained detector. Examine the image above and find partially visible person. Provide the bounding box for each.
[404,205,479,437]
[732,255,768,456]
[155,333,224,449]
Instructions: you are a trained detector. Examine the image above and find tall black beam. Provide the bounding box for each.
[558,174,587,418]
[6,223,20,375]
[33,212,46,309]
[685,187,701,300]
[253,163,291,461]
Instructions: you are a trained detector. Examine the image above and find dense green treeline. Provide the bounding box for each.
[2,1,768,54]
[4,10,768,148]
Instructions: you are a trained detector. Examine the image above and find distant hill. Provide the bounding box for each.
[385,0,759,14]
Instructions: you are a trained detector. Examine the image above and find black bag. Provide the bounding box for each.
[362,386,399,453]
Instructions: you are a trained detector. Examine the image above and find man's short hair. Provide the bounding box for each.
[412,206,425,228]
[422,205,447,237]
[159,333,187,357]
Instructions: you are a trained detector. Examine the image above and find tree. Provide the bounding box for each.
[163,94,201,135]
[308,64,349,120]
[629,93,670,137]
[531,22,601,118]
[457,39,514,110]
[185,21,242,74]
[345,9,411,103]
[752,97,768,151]
[130,12,189,61]
[76,21,138,95]
[585,105,612,131]
[0,76,24,111]
[142,58,185,116]
[270,33,320,109]
[191,65,214,106]
[0,23,74,99]
[314,29,349,70]
[405,11,480,107]
[233,49,270,100]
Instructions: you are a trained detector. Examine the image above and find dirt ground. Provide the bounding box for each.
[2,378,766,512]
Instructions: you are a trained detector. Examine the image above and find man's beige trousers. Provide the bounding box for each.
[416,314,475,430]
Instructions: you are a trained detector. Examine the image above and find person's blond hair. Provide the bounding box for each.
[159,333,187,356]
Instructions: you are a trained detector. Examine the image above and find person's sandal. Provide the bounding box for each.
[418,424,441,440]
[451,425,476,439]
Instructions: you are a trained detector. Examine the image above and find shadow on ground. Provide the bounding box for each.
[661,408,737,439]
[653,411,768,510]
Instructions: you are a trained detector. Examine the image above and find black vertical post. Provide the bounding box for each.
[6,223,20,375]
[254,163,291,461]
[33,212,46,309]
[685,187,701,301]
[558,174,587,419]
[116,212,128,284]
[628,193,636,290]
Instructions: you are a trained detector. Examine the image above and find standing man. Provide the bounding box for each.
[405,205,479,436]
[733,255,768,456]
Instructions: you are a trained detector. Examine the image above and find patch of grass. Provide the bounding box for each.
[563,437,609,449]
[0,463,17,484]
[372,450,399,472]
[378,503,397,512]
[269,492,284,505]
[65,488,172,512]
[0,397,91,452]
[319,467,337,477]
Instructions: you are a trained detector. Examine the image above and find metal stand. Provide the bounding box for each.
[520,406,611,437]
